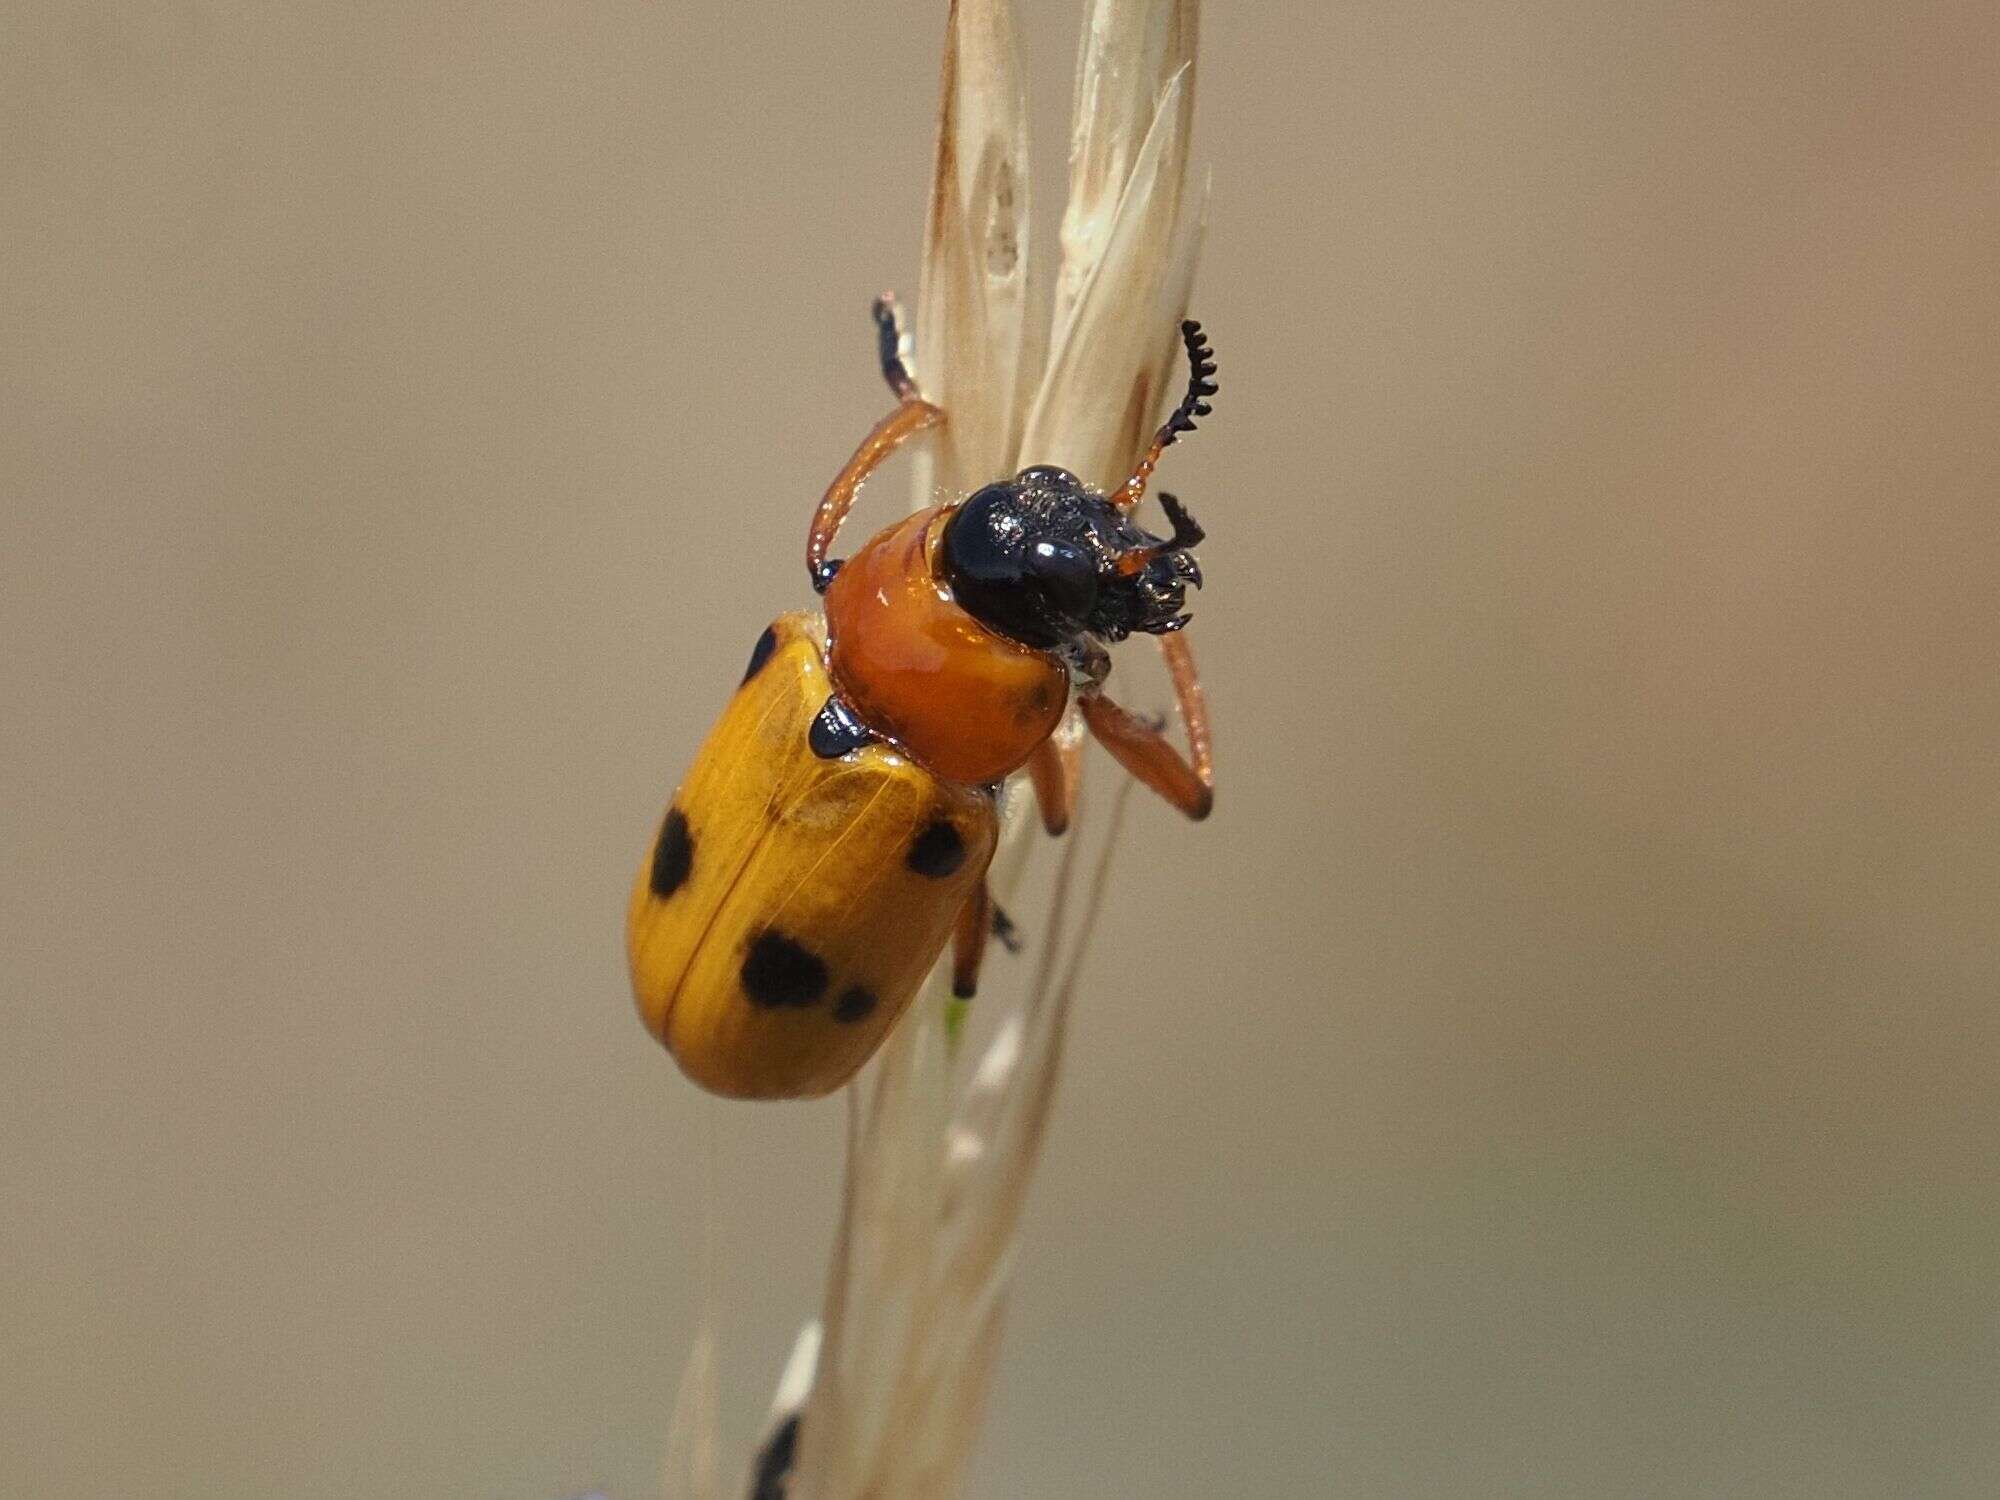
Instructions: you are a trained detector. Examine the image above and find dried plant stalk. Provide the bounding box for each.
[663,4,1205,1496]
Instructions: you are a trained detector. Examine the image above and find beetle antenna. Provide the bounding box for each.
[1113,319,1217,511]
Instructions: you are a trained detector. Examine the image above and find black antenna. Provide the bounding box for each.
[1157,319,1218,446]
[1115,319,1219,510]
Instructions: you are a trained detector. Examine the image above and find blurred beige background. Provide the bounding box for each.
[5,3,1998,1496]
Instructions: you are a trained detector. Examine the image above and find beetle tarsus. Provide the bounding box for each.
[873,293,920,403]
[991,903,1022,954]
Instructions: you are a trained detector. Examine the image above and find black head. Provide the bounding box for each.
[941,465,1204,649]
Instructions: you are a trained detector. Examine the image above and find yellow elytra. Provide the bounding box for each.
[627,613,996,1099]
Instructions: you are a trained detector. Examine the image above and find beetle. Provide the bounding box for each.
[626,296,1218,1099]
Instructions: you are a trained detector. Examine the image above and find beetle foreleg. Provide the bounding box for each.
[1077,630,1214,821]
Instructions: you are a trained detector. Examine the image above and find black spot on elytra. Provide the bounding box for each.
[649,807,693,897]
[741,624,778,685]
[832,986,878,1024]
[809,694,873,758]
[741,930,829,1008]
[906,818,966,878]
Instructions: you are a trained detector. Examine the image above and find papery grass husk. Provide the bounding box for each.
[663,3,1204,1496]
[660,1327,719,1500]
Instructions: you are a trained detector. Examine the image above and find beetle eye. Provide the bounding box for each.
[1025,537,1098,622]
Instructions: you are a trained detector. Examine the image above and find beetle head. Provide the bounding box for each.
[940,465,1204,650]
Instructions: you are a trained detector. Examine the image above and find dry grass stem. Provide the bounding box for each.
[663,4,1204,1495]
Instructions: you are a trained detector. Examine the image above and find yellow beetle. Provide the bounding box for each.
[628,301,1219,1099]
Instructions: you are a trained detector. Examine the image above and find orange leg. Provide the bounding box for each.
[805,296,944,591]
[1158,629,1214,795]
[951,878,992,999]
[1025,730,1082,836]
[1077,630,1215,820]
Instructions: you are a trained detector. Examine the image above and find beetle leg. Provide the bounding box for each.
[951,877,993,999]
[1076,630,1214,820]
[1025,729,1082,836]
[873,291,920,401]
[991,901,1022,954]
[805,296,944,592]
